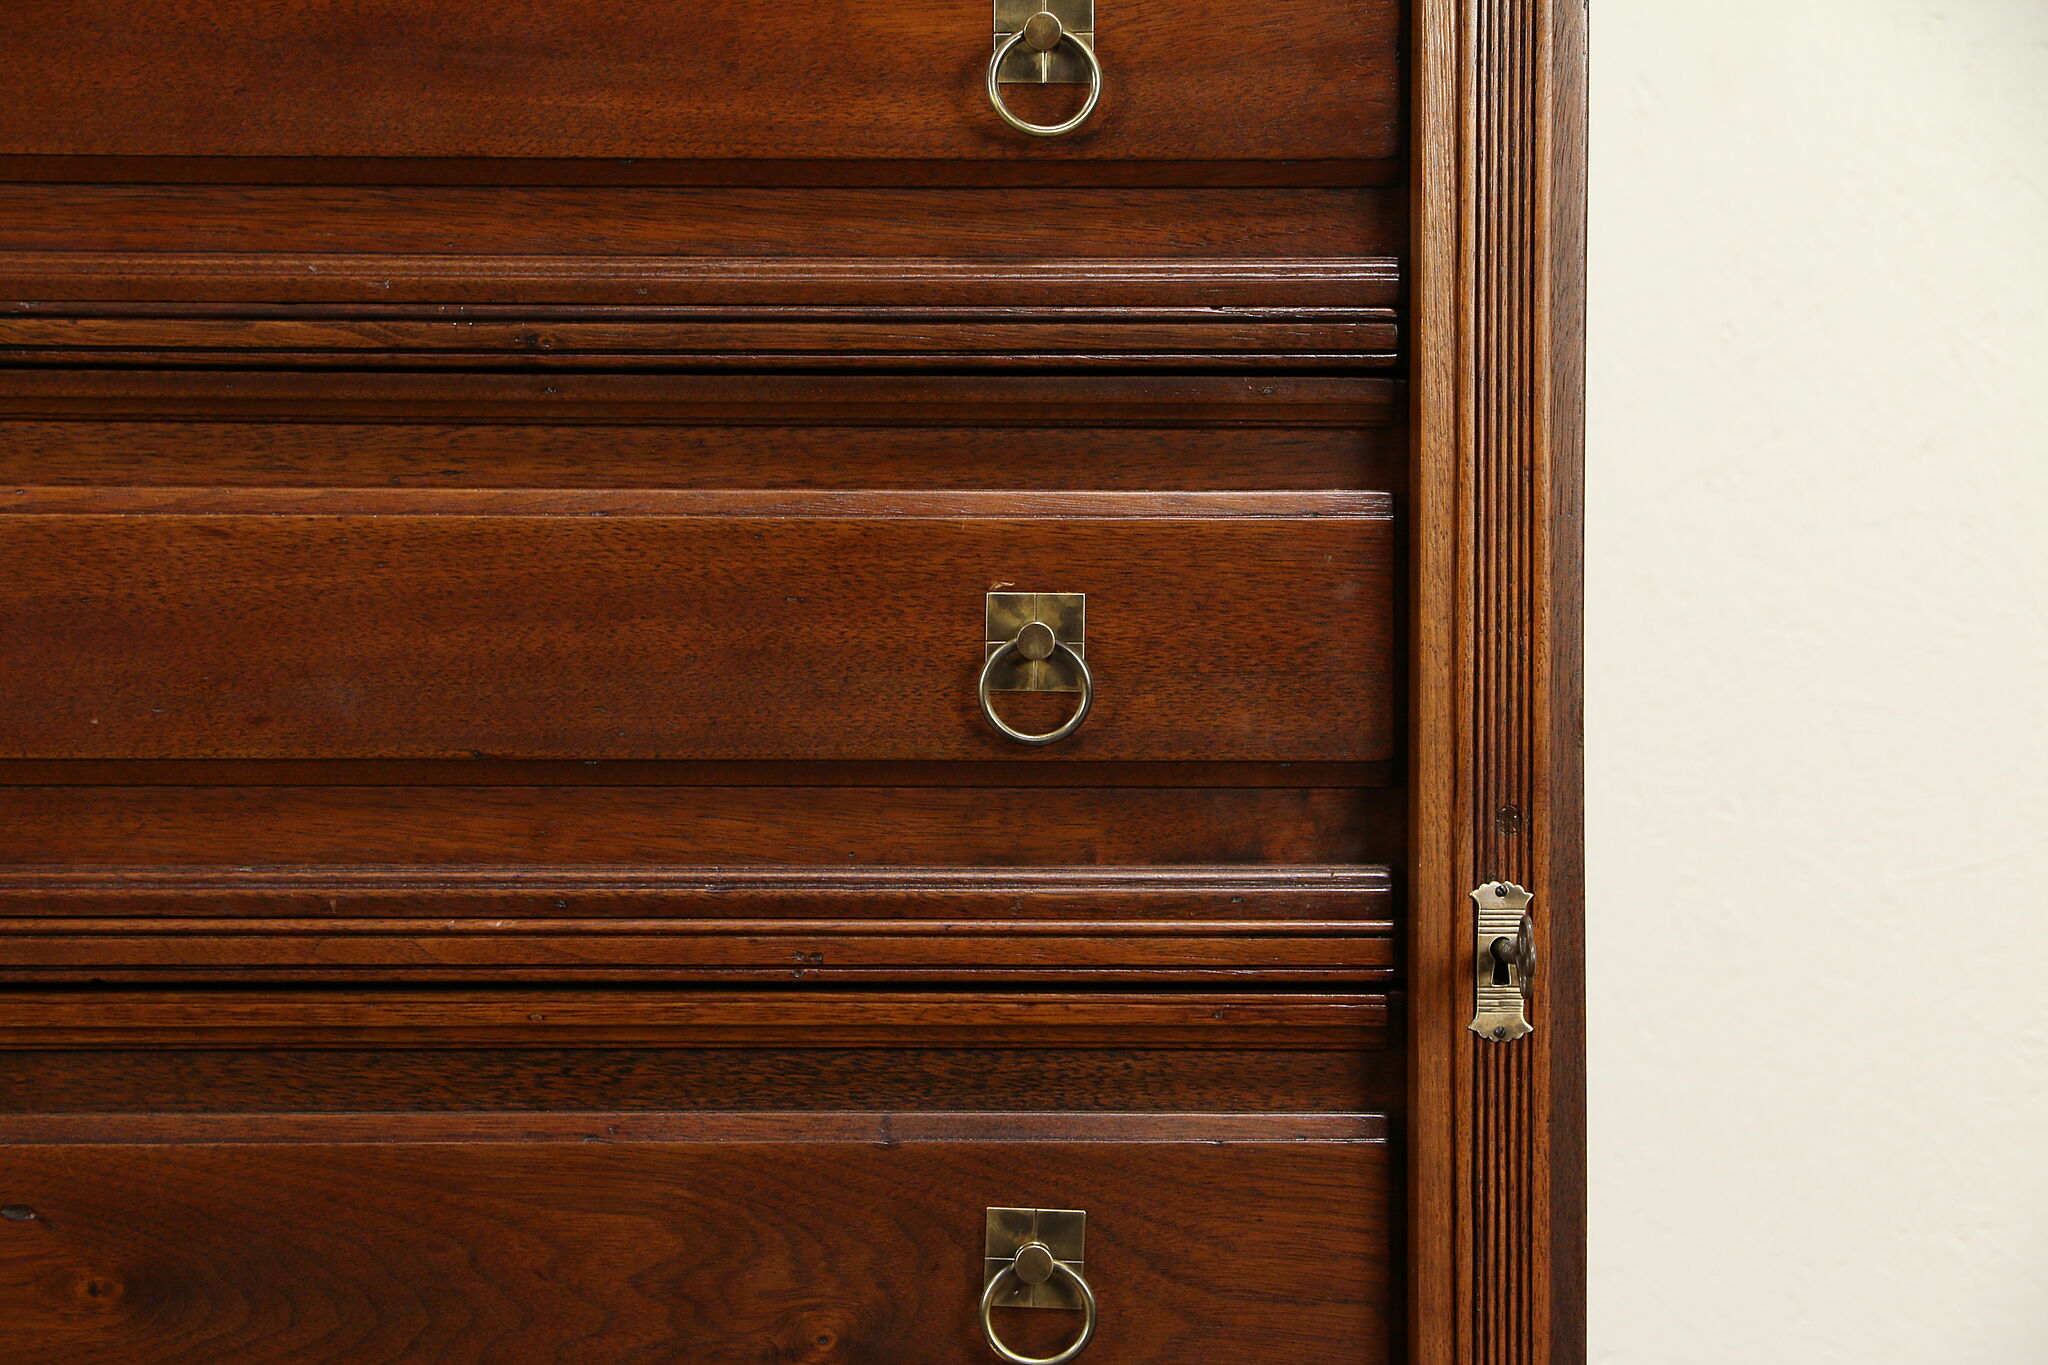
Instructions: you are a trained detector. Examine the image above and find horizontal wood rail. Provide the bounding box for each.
[0,989,1395,1049]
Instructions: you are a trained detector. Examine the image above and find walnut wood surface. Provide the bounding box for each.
[0,491,1396,762]
[0,252,1401,308]
[0,998,1397,1115]
[0,189,1399,259]
[0,422,1397,492]
[0,993,1396,1361]
[0,157,1398,188]
[0,935,1393,985]
[0,1124,1392,1364]
[0,865,1396,985]
[0,0,1589,1354]
[0,1111,1391,1143]
[1,783,1391,867]
[0,313,1397,371]
[2,1047,1394,1116]
[0,1,1401,163]
[0,371,1400,426]
[0,989,1393,1051]
[1408,1,1587,1360]
[0,759,1394,788]
[0,863,1391,917]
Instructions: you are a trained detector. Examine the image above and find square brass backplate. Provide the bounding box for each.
[984,592,1086,694]
[984,1207,1087,1310]
[993,0,1095,84]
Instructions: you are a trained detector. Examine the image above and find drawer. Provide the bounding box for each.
[0,373,1400,986]
[0,1,1402,165]
[0,489,1396,764]
[0,991,1399,1364]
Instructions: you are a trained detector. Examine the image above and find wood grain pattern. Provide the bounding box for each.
[0,1121,1393,1365]
[0,989,1393,1051]
[0,1047,1395,1117]
[1408,1,1587,1360]
[0,987,1398,1115]
[0,313,1397,371]
[0,491,1397,761]
[0,865,1393,982]
[0,371,1401,427]
[0,993,1397,1359]
[0,1111,1390,1143]
[0,248,1401,308]
[0,0,1585,1354]
[0,422,1397,493]
[0,189,1397,260]
[0,783,1391,867]
[0,759,1395,788]
[0,863,1392,919]
[0,0,1401,162]
[0,863,1400,982]
[0,157,1400,188]
[0,938,1392,984]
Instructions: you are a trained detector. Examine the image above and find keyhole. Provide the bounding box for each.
[1490,937,1514,986]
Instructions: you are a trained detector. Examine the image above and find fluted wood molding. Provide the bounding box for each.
[1412,1,1587,1361]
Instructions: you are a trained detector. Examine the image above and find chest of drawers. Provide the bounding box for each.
[0,3,1584,1361]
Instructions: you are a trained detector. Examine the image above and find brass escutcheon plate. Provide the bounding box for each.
[984,1207,1087,1310]
[1469,881,1535,1042]
[985,592,1086,694]
[993,0,1095,84]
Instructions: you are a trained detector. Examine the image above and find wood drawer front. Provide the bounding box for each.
[0,1,1401,165]
[0,490,1396,763]
[0,1116,1391,1365]
[0,992,1397,1364]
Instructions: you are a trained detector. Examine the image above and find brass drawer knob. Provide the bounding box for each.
[986,9,1104,138]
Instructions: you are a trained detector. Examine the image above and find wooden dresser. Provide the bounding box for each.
[0,3,1584,1361]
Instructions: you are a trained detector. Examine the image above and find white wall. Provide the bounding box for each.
[1589,2,2048,1360]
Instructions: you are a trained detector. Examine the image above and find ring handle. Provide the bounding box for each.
[985,16,1104,139]
[978,624,1094,746]
[979,1245,1099,1365]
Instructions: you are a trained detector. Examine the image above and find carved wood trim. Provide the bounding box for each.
[0,854,1400,982]
[0,253,1402,307]
[0,862,1395,916]
[0,370,1400,426]
[0,990,1394,1050]
[1411,1,1587,1361]
[0,1111,1393,1145]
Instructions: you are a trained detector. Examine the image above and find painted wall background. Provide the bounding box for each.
[1588,2,2048,1360]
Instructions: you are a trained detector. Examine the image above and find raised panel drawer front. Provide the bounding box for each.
[0,374,1403,985]
[0,1118,1390,1364]
[0,991,1399,1365]
[0,489,1395,763]
[0,1,1400,163]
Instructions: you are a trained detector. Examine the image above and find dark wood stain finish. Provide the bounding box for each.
[0,992,1396,1362]
[1409,1,1588,1361]
[0,1,1402,162]
[0,865,1397,983]
[0,1,1585,1360]
[0,492,1396,762]
[0,1127,1392,1365]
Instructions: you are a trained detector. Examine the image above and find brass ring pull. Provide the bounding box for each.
[986,12,1104,139]
[978,621,1094,746]
[979,1242,1098,1365]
